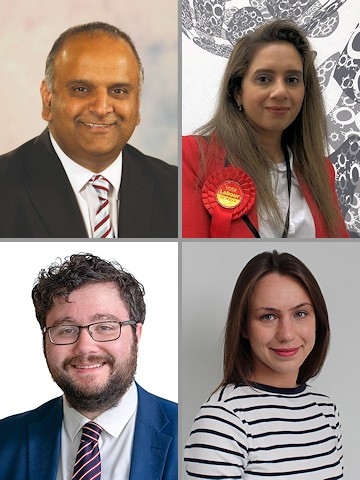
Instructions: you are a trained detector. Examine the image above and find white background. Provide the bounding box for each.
[182,240,359,479]
[0,0,178,165]
[0,241,178,419]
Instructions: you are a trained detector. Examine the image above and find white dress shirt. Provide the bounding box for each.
[258,150,316,238]
[56,381,138,480]
[49,133,122,237]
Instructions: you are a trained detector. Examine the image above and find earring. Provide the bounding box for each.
[238,105,243,112]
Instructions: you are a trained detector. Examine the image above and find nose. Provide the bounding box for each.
[269,79,288,101]
[89,89,114,117]
[276,318,295,342]
[72,327,99,354]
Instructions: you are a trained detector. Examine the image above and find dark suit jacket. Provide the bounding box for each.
[0,383,178,480]
[0,130,178,238]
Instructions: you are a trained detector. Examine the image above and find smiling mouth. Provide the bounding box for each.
[272,348,300,357]
[81,122,115,128]
[266,107,289,114]
[72,362,106,370]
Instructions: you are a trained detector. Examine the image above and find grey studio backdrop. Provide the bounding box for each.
[0,0,177,165]
[182,240,359,478]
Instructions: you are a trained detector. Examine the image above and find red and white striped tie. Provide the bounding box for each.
[72,421,102,480]
[90,175,114,238]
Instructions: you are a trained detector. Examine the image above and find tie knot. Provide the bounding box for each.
[90,174,111,199]
[81,422,102,443]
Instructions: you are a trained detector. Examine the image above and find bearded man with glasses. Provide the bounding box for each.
[0,253,177,480]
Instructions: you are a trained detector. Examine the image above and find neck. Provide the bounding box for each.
[258,131,284,163]
[263,143,284,164]
[250,373,298,389]
[79,409,104,420]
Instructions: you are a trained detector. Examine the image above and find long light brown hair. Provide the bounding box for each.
[221,251,330,387]
[196,20,342,236]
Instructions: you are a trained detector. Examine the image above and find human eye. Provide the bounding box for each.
[294,311,308,319]
[56,325,78,337]
[94,322,118,332]
[259,313,277,321]
[256,75,271,84]
[286,75,302,85]
[109,85,130,97]
[112,87,126,94]
[71,86,90,96]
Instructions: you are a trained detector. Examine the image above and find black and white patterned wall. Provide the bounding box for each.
[182,0,360,236]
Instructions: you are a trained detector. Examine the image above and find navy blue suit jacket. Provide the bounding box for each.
[0,384,177,480]
[0,129,178,238]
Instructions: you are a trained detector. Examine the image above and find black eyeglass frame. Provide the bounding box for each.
[42,319,137,345]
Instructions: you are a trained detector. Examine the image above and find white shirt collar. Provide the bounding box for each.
[49,131,122,197]
[62,381,138,441]
[270,148,295,175]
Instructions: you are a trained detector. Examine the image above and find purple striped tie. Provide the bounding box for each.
[72,421,102,480]
[90,174,115,238]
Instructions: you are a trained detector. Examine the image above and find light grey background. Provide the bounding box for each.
[0,241,177,420]
[182,240,359,479]
[0,0,178,165]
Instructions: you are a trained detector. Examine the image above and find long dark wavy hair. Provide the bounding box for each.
[221,251,330,386]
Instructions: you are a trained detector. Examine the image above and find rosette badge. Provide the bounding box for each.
[216,180,243,208]
[202,167,256,237]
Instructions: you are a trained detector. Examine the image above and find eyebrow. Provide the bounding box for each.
[252,69,303,75]
[65,79,135,89]
[49,313,121,327]
[254,302,313,313]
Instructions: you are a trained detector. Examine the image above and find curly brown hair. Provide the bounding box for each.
[32,253,145,328]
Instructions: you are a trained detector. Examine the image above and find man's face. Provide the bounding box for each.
[44,282,142,417]
[41,33,141,172]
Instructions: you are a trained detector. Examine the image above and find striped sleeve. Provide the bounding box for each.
[184,400,248,478]
[333,402,344,474]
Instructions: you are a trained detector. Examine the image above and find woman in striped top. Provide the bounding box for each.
[184,251,343,479]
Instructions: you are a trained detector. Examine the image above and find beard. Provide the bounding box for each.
[46,336,138,414]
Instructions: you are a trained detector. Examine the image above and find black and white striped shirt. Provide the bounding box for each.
[185,383,343,479]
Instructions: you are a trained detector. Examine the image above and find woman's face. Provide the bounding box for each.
[246,273,316,388]
[236,42,305,145]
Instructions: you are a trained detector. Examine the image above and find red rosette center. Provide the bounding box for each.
[202,167,256,220]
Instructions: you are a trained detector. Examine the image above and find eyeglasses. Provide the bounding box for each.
[42,320,137,345]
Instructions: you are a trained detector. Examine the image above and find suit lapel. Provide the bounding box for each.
[23,129,87,237]
[129,385,173,480]
[28,397,62,480]
[118,146,155,237]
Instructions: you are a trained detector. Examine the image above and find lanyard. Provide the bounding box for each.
[225,149,292,238]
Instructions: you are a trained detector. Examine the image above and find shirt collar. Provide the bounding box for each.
[63,381,138,440]
[49,131,122,196]
[271,148,294,175]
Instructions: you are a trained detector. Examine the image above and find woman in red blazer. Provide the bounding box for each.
[182,20,349,238]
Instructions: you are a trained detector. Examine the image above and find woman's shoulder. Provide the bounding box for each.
[206,383,267,407]
[182,134,209,152]
[303,384,339,408]
[207,383,338,407]
[183,134,226,164]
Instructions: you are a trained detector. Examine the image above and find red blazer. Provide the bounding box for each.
[182,135,349,238]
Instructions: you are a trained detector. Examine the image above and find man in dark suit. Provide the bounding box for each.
[0,22,177,238]
[0,253,177,479]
